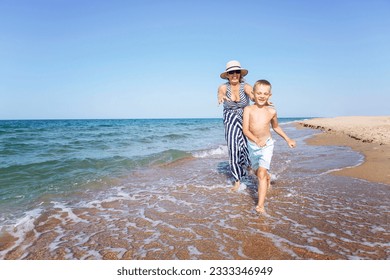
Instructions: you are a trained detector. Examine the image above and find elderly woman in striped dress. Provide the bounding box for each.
[218,60,254,191]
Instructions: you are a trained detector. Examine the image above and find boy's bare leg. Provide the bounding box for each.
[231,180,240,192]
[267,172,271,190]
[256,168,268,214]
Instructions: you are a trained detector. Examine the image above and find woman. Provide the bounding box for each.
[218,60,254,191]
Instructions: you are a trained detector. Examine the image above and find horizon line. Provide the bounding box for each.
[0,116,315,121]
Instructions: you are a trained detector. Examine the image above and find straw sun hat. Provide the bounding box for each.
[220,60,248,79]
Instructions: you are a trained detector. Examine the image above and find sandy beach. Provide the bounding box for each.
[299,116,390,185]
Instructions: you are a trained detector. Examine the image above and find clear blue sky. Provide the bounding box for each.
[1,0,389,119]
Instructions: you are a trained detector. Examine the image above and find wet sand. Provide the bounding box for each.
[0,183,294,260]
[1,158,389,260]
[299,116,390,185]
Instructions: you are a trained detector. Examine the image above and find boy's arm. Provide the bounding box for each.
[217,84,229,104]
[271,112,296,148]
[243,107,261,146]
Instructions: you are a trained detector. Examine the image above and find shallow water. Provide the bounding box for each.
[0,119,389,259]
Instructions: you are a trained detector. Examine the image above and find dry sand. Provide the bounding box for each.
[299,116,390,185]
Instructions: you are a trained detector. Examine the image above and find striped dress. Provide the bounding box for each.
[223,82,250,182]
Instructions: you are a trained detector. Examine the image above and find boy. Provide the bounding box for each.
[243,80,296,214]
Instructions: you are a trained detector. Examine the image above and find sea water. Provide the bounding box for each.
[0,118,389,259]
[0,119,224,218]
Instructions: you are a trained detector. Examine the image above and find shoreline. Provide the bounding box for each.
[298,116,390,185]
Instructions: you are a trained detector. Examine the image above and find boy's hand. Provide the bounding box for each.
[287,139,296,148]
[255,139,266,147]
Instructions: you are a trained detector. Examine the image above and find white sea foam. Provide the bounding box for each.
[237,182,247,191]
[52,201,88,224]
[192,145,228,158]
[0,208,43,259]
[370,226,386,233]
[188,245,202,256]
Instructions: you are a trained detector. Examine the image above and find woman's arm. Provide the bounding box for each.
[244,83,254,102]
[217,84,228,104]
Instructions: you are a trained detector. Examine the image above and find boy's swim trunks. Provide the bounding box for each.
[247,137,274,170]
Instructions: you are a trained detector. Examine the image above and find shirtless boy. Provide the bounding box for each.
[243,80,296,214]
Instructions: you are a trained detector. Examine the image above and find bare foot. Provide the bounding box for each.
[255,205,266,215]
[231,181,240,192]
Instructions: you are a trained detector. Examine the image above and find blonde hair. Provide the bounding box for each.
[253,79,272,91]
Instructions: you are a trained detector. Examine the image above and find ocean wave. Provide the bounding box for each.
[136,133,192,144]
[161,133,191,140]
[0,149,194,219]
[192,145,228,158]
[137,149,193,166]
[1,149,194,195]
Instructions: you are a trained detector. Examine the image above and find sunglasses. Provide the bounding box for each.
[227,70,241,75]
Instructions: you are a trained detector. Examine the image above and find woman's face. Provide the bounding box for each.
[227,70,241,84]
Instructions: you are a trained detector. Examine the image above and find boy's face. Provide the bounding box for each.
[253,84,272,106]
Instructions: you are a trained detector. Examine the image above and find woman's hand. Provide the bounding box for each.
[218,95,229,104]
[217,85,229,105]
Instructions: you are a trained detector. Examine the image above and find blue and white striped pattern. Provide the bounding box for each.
[223,82,250,182]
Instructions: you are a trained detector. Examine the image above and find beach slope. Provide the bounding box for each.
[299,116,390,185]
